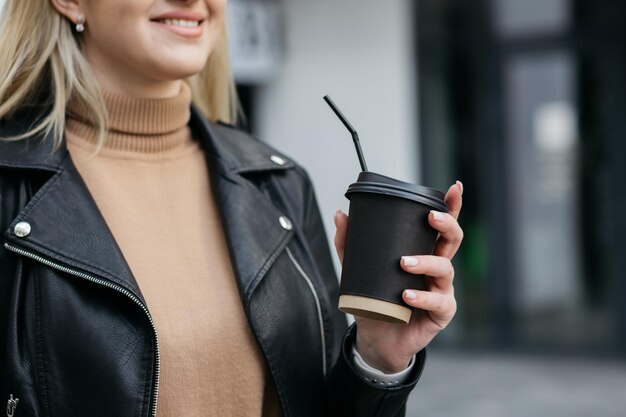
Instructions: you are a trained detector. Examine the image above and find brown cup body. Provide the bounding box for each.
[338,172,447,324]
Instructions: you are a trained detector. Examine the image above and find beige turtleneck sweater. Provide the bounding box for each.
[65,83,280,417]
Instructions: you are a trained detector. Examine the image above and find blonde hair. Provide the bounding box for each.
[0,0,238,150]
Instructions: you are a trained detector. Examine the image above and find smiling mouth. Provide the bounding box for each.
[150,16,206,38]
[154,19,202,28]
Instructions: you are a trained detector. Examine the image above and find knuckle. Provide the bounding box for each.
[445,260,455,280]
[432,257,454,280]
[457,227,464,243]
[435,293,446,310]
[449,224,463,245]
[448,297,458,315]
[421,291,432,306]
[442,214,455,229]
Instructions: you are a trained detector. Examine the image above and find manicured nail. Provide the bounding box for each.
[431,211,444,222]
[456,180,464,195]
[401,256,419,267]
[404,290,417,300]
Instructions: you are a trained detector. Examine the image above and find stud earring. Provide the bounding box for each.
[75,14,85,32]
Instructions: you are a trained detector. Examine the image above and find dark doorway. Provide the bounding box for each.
[416,0,626,355]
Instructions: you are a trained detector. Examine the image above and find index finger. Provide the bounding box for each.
[444,181,463,220]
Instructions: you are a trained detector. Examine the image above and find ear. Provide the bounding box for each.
[49,0,84,24]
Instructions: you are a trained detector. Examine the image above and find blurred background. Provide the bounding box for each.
[227,0,626,415]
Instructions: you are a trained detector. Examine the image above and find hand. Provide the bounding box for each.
[334,181,464,373]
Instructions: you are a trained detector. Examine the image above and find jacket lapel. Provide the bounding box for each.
[190,109,295,303]
[3,143,146,303]
[1,106,296,307]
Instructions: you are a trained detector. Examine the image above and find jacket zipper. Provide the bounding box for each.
[3,243,160,417]
[285,247,327,376]
[6,394,19,417]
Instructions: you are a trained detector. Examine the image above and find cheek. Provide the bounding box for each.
[91,25,152,70]
[84,2,150,54]
[208,0,228,18]
[86,0,144,30]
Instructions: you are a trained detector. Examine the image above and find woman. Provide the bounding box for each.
[0,0,463,416]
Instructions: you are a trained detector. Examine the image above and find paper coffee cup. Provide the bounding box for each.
[338,172,448,324]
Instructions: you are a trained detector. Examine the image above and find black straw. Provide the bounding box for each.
[323,95,368,172]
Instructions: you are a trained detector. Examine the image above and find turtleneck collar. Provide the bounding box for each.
[66,82,193,155]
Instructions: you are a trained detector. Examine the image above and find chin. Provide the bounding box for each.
[150,57,208,81]
[161,66,205,81]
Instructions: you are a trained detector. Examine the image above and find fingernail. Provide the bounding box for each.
[431,211,444,222]
[456,180,464,195]
[404,290,417,300]
[401,256,419,267]
[334,209,342,223]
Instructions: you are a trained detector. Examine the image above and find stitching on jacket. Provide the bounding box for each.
[233,163,294,175]
[271,169,336,378]
[9,167,63,221]
[286,246,327,377]
[244,267,293,417]
[140,331,152,417]
[0,161,61,171]
[243,228,293,298]
[8,239,140,295]
[33,265,52,416]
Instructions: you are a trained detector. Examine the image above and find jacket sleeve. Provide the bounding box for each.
[298,168,425,416]
[326,324,426,416]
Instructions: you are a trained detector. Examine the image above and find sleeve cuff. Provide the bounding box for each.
[351,345,416,387]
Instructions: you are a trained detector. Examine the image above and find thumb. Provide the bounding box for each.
[333,209,348,264]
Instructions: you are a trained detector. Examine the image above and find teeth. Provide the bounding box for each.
[161,19,199,28]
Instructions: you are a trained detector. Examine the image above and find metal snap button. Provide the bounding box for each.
[13,222,31,238]
[270,155,286,166]
[279,216,293,231]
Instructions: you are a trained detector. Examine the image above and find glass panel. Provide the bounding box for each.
[492,0,570,37]
[504,52,604,346]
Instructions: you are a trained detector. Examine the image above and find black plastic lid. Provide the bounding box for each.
[346,171,448,212]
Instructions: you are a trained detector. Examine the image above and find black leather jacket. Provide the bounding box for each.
[0,106,424,417]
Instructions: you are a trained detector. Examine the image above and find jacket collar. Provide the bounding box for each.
[0,105,294,175]
[190,105,295,176]
[2,104,295,306]
[0,124,65,173]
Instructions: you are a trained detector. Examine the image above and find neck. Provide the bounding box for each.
[66,82,193,156]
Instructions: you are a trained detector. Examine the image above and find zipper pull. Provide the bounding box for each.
[6,394,19,417]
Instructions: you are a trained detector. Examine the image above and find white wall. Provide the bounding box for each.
[256,0,419,269]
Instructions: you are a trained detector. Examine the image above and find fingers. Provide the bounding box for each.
[444,181,463,220]
[402,289,457,324]
[333,209,348,264]
[401,253,458,328]
[429,210,464,259]
[401,255,454,292]
[426,181,464,259]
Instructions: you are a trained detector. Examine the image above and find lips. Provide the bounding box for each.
[150,11,206,38]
